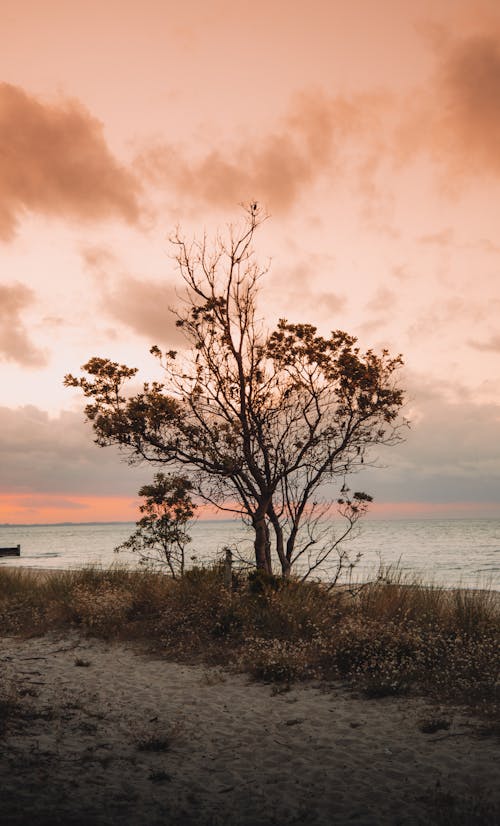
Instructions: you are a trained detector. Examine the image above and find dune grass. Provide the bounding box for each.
[0,563,498,714]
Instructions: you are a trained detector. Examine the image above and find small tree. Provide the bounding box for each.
[66,205,405,579]
[115,473,196,578]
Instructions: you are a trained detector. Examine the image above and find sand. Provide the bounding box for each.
[1,633,499,825]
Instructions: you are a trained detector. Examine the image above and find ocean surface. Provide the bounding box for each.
[0,518,499,590]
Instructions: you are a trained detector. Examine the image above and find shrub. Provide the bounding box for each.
[239,638,313,683]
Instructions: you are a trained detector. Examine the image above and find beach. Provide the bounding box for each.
[1,632,499,826]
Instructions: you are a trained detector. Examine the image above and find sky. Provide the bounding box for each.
[1,0,499,524]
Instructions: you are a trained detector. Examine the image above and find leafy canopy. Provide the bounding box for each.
[115,473,196,578]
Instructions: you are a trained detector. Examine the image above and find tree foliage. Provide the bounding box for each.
[115,473,196,578]
[65,205,405,578]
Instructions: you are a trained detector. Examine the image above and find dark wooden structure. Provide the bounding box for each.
[0,545,21,557]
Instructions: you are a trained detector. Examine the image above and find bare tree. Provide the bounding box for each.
[65,205,405,578]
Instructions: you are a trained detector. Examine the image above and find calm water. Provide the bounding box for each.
[0,518,499,589]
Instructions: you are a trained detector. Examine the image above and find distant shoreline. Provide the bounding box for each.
[2,514,499,528]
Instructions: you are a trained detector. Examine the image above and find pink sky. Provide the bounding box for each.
[1,0,499,523]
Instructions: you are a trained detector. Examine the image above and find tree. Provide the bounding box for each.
[115,473,196,578]
[65,205,405,578]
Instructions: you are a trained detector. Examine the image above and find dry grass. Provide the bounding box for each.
[0,563,498,714]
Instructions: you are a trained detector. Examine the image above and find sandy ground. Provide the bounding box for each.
[1,633,499,826]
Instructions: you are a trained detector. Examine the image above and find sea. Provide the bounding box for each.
[0,518,499,590]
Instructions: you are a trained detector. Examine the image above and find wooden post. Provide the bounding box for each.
[223,547,232,592]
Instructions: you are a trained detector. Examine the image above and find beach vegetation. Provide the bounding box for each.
[65,205,405,580]
[114,472,196,577]
[0,564,498,716]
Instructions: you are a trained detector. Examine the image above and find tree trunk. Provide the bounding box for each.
[223,547,232,592]
[268,507,289,578]
[253,513,272,573]
[286,529,298,572]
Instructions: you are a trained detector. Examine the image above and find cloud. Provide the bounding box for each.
[417,228,454,246]
[356,287,399,336]
[398,32,500,182]
[14,495,88,511]
[136,90,386,213]
[435,34,500,177]
[473,237,500,254]
[132,27,500,220]
[391,264,413,282]
[0,405,150,496]
[268,253,348,324]
[406,294,490,341]
[0,283,47,367]
[0,84,141,241]
[81,245,186,347]
[104,275,186,346]
[2,376,499,515]
[365,287,398,314]
[469,334,500,352]
[357,377,500,503]
[135,29,500,215]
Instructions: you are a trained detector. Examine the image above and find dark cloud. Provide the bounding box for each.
[0,283,47,367]
[0,84,141,241]
[356,380,500,503]
[81,245,185,347]
[398,33,500,182]
[104,275,186,346]
[0,405,150,496]
[136,90,384,213]
[436,34,500,177]
[2,381,499,508]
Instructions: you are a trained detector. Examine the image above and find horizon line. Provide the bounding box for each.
[2,514,500,528]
